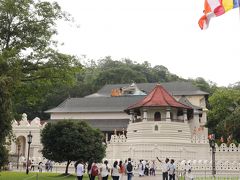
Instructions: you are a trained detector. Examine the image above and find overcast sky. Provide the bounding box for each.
[52,0,240,87]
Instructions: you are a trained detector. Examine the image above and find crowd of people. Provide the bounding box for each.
[75,158,134,180]
[8,156,193,180]
[75,157,193,180]
[22,159,53,172]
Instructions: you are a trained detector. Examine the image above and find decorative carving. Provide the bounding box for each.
[31,117,41,126]
[20,113,30,126]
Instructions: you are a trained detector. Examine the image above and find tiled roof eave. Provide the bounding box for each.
[129,104,192,110]
[45,109,125,113]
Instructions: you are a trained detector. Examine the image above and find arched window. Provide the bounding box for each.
[154,125,158,131]
[154,112,161,121]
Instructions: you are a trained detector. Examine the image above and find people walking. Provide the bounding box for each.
[126,158,133,180]
[119,160,125,180]
[30,160,35,171]
[90,162,99,180]
[169,159,176,180]
[150,160,156,176]
[157,157,170,180]
[138,160,144,177]
[38,162,43,172]
[76,160,85,180]
[111,161,120,180]
[144,161,149,176]
[100,160,110,180]
[87,160,93,180]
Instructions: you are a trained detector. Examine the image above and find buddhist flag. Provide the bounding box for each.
[198,0,240,30]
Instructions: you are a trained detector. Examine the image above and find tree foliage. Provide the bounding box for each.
[70,57,185,97]
[41,120,106,174]
[207,88,240,142]
[0,0,82,165]
[189,77,218,95]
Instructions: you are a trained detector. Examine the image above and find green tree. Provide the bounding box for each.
[207,88,240,142]
[0,0,82,164]
[0,144,8,168]
[189,77,218,94]
[0,76,13,167]
[41,120,106,174]
[76,57,184,93]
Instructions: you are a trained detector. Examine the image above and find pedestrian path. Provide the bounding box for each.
[125,175,160,180]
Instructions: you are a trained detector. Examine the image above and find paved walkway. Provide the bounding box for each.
[122,175,162,180]
[132,176,160,180]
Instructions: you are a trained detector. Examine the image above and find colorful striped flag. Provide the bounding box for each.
[198,0,240,30]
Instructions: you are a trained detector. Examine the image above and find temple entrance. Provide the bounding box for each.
[154,112,161,121]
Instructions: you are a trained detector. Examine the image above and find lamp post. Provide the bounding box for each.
[209,134,216,176]
[26,131,32,174]
[17,143,21,169]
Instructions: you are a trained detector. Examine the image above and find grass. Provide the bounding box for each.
[0,171,115,180]
[0,171,82,180]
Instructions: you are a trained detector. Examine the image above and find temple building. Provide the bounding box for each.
[45,82,208,142]
[9,82,210,161]
[9,82,240,175]
[106,84,209,161]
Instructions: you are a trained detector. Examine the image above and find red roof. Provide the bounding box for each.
[127,84,192,110]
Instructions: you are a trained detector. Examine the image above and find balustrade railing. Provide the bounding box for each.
[133,118,184,123]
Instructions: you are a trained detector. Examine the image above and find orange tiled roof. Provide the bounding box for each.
[127,84,192,109]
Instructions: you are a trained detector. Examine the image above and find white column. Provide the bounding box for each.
[105,133,108,142]
[193,109,200,127]
[130,110,134,123]
[183,109,188,123]
[201,108,208,124]
[166,107,171,122]
[143,109,147,122]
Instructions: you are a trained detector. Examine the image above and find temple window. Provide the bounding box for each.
[154,112,161,121]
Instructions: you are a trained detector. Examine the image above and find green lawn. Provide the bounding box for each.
[0,171,84,180]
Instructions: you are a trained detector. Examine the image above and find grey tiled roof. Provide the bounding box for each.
[45,96,143,113]
[46,82,208,113]
[87,81,209,97]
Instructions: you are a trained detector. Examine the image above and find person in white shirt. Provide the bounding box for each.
[111,161,120,180]
[150,160,157,176]
[169,159,176,180]
[138,160,144,176]
[157,157,170,180]
[100,160,110,180]
[76,160,85,180]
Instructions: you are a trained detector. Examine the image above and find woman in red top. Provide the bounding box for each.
[119,161,125,180]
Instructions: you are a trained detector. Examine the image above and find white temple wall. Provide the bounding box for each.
[106,138,210,162]
[106,134,240,166]
[9,114,240,176]
[175,95,206,108]
[10,114,45,163]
